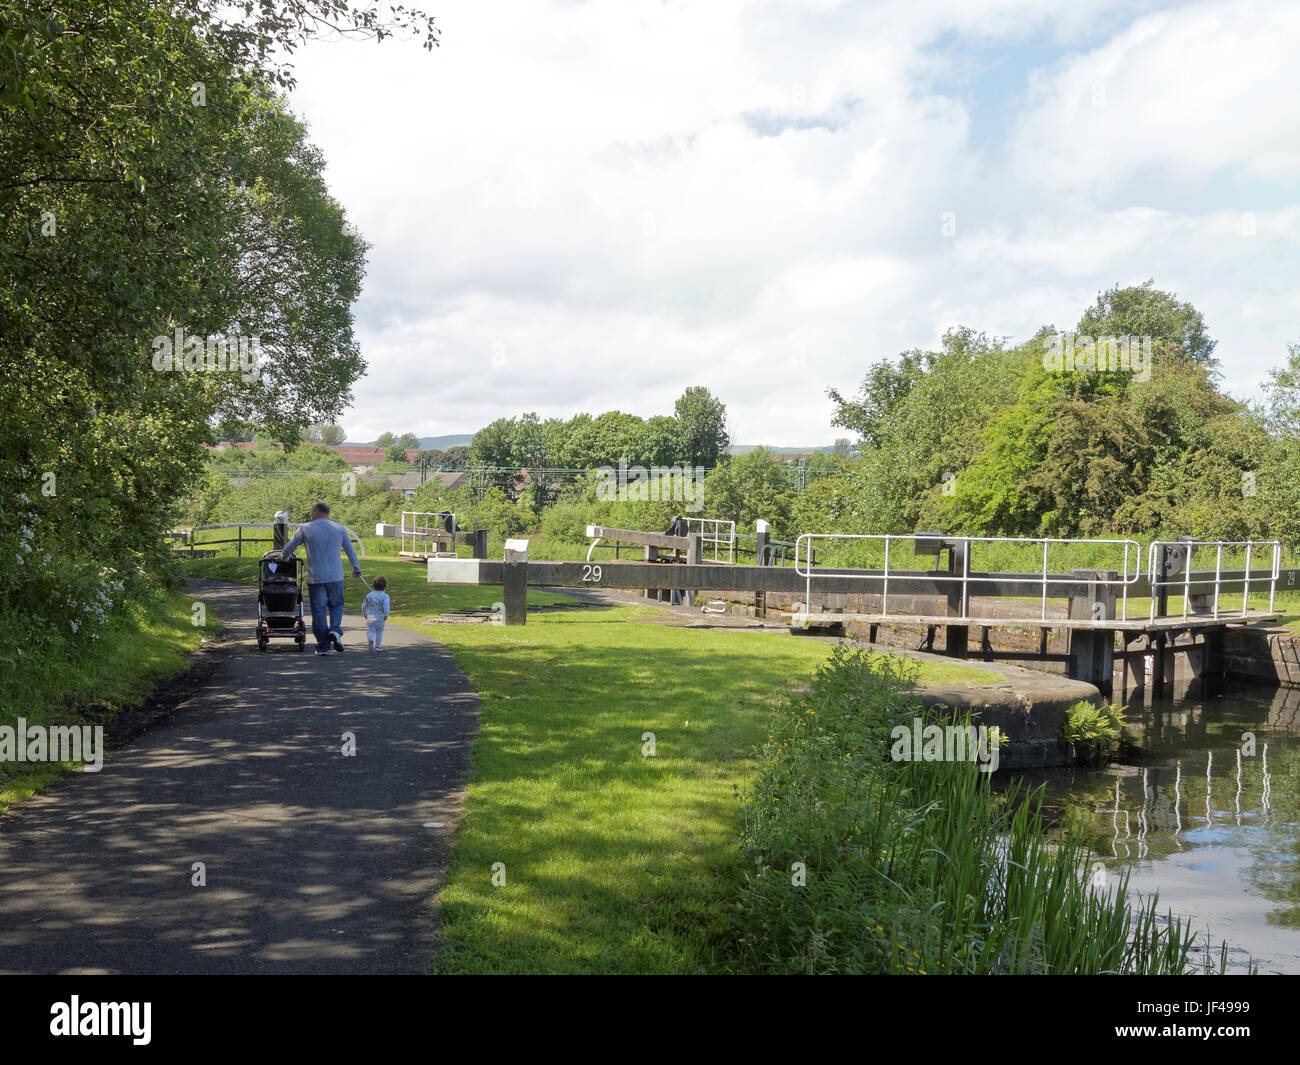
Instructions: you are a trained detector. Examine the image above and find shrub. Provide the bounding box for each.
[1063,700,1125,765]
[731,647,1209,974]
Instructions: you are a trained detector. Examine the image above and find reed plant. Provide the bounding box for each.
[732,646,1220,974]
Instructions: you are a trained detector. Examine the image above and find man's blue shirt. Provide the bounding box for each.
[282,518,360,584]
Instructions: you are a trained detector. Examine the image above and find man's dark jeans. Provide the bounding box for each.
[307,580,345,651]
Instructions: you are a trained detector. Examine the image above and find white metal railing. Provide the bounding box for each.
[1145,540,1281,620]
[687,517,736,564]
[400,510,456,556]
[793,534,1142,623]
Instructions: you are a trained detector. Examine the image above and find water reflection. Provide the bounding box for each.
[1024,682,1300,974]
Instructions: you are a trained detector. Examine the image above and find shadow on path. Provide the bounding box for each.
[0,578,478,974]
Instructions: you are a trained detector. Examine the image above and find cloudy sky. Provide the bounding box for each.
[285,0,1300,446]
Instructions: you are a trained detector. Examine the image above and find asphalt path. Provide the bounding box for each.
[0,578,478,974]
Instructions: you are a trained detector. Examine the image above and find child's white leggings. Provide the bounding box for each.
[366,617,386,649]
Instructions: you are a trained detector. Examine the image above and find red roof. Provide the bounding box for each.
[329,445,421,464]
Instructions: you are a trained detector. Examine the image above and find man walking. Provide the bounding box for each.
[275,501,363,655]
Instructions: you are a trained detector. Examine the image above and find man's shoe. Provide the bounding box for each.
[314,649,331,656]
[329,629,344,652]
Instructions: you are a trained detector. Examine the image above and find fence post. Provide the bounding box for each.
[685,533,703,607]
[754,520,770,616]
[238,525,243,558]
[945,539,969,658]
[473,528,488,560]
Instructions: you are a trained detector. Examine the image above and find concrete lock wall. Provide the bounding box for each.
[1223,626,1300,686]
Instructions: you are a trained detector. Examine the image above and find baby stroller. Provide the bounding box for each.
[256,551,307,651]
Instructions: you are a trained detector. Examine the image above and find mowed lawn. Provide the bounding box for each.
[409,604,997,974]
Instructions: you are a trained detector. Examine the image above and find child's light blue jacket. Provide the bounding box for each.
[363,590,390,620]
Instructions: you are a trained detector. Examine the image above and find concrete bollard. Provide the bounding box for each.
[273,510,289,551]
[503,539,529,625]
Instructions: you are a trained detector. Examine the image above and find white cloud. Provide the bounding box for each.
[1008,0,1300,192]
[287,0,1300,444]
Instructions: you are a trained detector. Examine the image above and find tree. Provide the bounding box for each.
[385,444,408,464]
[320,424,347,446]
[674,386,729,467]
[1077,280,1218,369]
[700,449,796,537]
[563,411,648,469]
[375,432,396,448]
[509,413,546,468]
[1264,341,1300,436]
[469,418,515,468]
[444,445,471,468]
[835,330,1025,534]
[828,350,933,447]
[395,432,420,450]
[641,415,682,467]
[0,0,432,699]
[949,299,1237,536]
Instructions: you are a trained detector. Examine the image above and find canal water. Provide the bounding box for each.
[1023,682,1300,975]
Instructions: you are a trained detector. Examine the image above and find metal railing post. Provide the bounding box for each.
[1242,541,1252,616]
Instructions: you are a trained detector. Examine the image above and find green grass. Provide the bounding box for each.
[0,591,222,811]
[183,550,575,616]
[396,604,997,974]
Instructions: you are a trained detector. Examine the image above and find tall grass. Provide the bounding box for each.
[730,646,1219,974]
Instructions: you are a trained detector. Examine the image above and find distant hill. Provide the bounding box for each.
[345,435,474,450]
[416,435,474,450]
[727,444,836,456]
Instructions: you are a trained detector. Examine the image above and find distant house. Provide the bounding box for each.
[432,471,469,492]
[381,472,424,498]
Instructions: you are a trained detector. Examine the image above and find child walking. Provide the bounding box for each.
[363,575,391,651]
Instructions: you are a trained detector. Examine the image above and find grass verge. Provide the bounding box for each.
[401,604,996,973]
[0,591,222,812]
